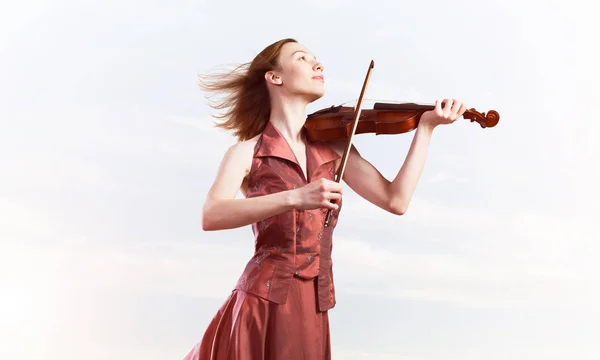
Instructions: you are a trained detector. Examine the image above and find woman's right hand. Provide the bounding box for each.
[293,178,342,210]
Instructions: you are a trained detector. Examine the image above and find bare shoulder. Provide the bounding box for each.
[208,134,261,200]
[224,135,259,174]
[219,134,262,197]
[221,132,261,165]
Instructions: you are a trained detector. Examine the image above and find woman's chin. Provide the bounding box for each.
[307,88,325,102]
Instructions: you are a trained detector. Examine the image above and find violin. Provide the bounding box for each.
[305,101,499,142]
[317,60,500,227]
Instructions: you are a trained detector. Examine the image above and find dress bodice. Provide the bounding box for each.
[233,121,342,311]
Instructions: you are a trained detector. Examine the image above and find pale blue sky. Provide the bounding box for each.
[1,0,598,359]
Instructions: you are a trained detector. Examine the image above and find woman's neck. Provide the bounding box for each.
[268,96,309,144]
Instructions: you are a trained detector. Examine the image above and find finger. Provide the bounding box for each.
[327,192,342,201]
[458,102,468,117]
[448,99,462,121]
[443,98,453,117]
[325,181,343,193]
[435,99,444,116]
[323,201,339,210]
[324,193,341,204]
[451,99,462,116]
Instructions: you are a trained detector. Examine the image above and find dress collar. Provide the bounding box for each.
[255,120,340,181]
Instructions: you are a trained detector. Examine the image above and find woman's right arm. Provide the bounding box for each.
[201,142,342,231]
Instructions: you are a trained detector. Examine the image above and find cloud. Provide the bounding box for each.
[330,197,599,309]
[47,236,251,298]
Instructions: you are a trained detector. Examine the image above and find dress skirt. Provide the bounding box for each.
[183,276,331,360]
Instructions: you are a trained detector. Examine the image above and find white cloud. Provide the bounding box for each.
[50,236,250,298]
[331,200,599,309]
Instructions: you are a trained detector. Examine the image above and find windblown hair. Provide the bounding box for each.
[198,38,297,141]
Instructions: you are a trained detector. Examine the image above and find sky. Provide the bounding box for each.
[1,0,598,359]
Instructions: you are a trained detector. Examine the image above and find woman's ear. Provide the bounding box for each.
[265,71,282,85]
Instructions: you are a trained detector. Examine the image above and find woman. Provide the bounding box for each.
[184,38,467,360]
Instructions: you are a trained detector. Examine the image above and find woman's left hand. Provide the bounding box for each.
[420,98,467,129]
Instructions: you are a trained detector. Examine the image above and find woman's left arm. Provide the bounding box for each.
[331,98,467,215]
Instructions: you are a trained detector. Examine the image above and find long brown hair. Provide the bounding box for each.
[198,38,297,141]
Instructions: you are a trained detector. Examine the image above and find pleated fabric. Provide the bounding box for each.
[183,276,331,360]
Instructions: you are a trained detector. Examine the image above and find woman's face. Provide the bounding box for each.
[268,42,325,102]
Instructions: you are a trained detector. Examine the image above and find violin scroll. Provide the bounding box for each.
[463,108,500,128]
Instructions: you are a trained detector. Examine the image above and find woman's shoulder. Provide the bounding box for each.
[229,133,261,159]
[221,133,262,176]
[226,134,262,195]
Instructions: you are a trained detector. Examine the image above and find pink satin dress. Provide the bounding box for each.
[183,121,343,360]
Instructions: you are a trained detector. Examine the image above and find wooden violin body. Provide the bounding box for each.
[305,101,500,142]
